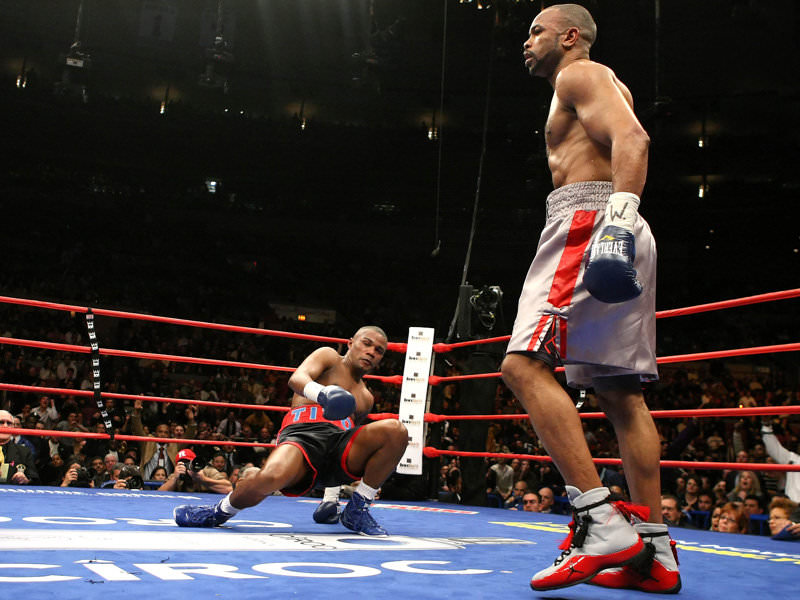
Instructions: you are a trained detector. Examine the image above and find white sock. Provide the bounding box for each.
[323,486,341,503]
[219,493,240,515]
[355,481,378,502]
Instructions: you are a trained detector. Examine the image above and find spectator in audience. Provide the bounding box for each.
[761,418,800,502]
[113,464,144,490]
[505,480,530,509]
[724,450,752,491]
[696,491,714,513]
[60,459,93,488]
[486,457,514,507]
[609,484,629,501]
[0,409,38,484]
[516,459,540,492]
[39,452,66,486]
[661,494,697,528]
[712,479,728,504]
[158,453,233,494]
[743,494,765,518]
[8,414,37,457]
[130,398,194,479]
[537,463,564,491]
[92,452,118,487]
[709,503,725,531]
[87,455,105,481]
[151,466,168,482]
[538,486,556,514]
[767,497,800,541]
[210,452,232,477]
[598,462,626,490]
[681,476,701,511]
[31,395,59,429]
[522,491,541,512]
[244,408,273,438]
[220,441,252,472]
[56,411,89,433]
[717,502,749,534]
[217,409,242,438]
[728,470,763,503]
[439,468,463,505]
[437,464,451,493]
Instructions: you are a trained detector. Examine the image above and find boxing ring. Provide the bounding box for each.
[0,486,797,599]
[1,290,799,598]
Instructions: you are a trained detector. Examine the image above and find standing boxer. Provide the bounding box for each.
[174,326,407,536]
[501,4,680,593]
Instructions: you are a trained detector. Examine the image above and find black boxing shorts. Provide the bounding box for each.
[276,405,364,496]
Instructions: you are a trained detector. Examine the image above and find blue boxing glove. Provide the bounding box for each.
[583,191,643,303]
[303,381,355,420]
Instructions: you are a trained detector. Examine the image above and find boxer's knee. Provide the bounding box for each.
[374,419,408,450]
[501,352,551,389]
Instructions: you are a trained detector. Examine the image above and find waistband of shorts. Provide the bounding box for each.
[546,181,613,220]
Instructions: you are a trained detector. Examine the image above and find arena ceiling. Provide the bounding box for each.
[2,1,798,128]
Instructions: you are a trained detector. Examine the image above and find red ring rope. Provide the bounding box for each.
[0,294,407,353]
[428,343,800,385]
[0,382,291,414]
[0,426,275,451]
[421,447,800,472]
[3,425,799,474]
[2,335,796,387]
[3,382,798,425]
[433,288,799,352]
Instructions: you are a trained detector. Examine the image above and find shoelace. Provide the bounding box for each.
[358,506,378,526]
[553,513,593,565]
[553,496,650,565]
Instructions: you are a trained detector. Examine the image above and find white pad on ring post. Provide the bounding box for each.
[397,327,435,475]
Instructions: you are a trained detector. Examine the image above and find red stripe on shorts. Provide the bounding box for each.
[548,210,596,306]
[526,210,596,355]
[526,314,552,352]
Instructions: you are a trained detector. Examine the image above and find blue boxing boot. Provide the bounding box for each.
[174,496,235,528]
[340,492,387,536]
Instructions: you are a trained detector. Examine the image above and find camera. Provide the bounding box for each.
[125,475,144,490]
[68,466,92,488]
[176,448,204,482]
[119,465,144,490]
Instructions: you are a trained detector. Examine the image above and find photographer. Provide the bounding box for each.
[158,448,232,494]
[113,465,145,490]
[60,459,94,488]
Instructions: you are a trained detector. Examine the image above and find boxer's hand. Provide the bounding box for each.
[304,382,355,420]
[584,192,643,303]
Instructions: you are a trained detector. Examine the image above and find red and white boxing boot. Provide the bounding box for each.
[590,522,681,593]
[530,486,647,591]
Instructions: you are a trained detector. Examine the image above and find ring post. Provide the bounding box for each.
[397,327,435,475]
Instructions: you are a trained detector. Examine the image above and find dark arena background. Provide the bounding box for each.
[2,0,798,332]
[1,1,799,598]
